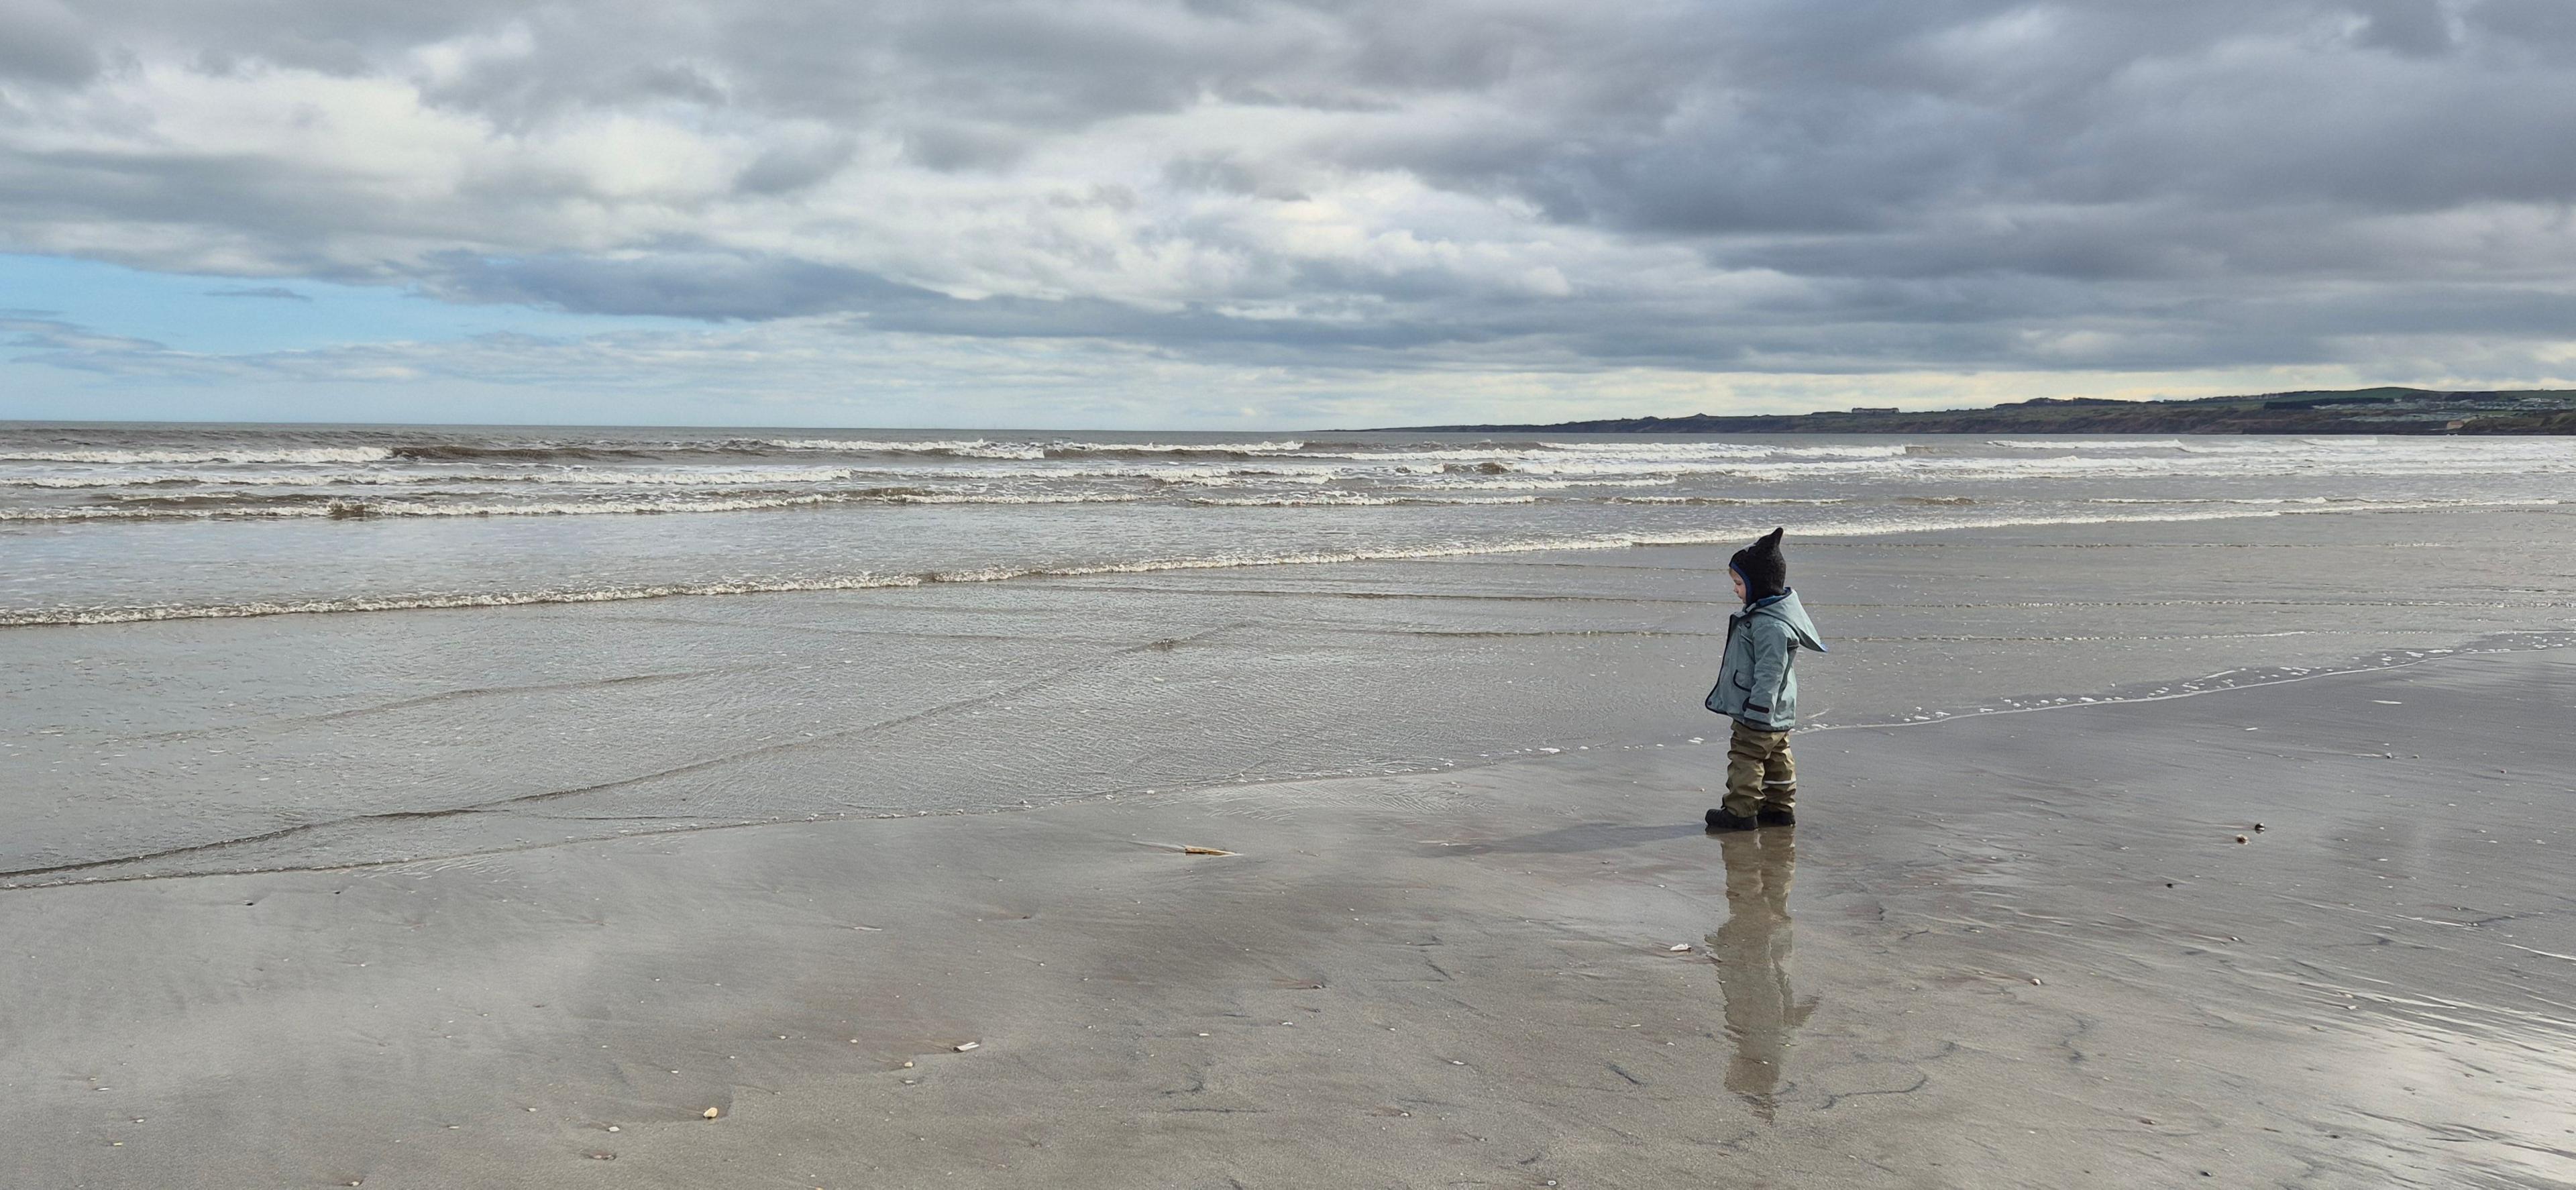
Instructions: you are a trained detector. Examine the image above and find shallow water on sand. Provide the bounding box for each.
[5,502,2573,886]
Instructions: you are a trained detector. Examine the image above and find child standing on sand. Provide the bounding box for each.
[1705,528,1827,831]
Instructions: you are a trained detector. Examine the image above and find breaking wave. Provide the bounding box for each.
[0,446,399,465]
[766,438,1309,460]
[0,487,1159,521]
[1986,439,2190,450]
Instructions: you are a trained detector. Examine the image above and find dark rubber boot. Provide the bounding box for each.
[1705,807,1759,832]
[1756,808,1796,827]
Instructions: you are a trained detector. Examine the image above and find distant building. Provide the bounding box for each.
[1847,406,1899,415]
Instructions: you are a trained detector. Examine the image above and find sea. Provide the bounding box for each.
[4,423,2570,625]
[7,422,2575,885]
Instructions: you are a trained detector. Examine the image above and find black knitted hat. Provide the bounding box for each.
[1729,527,1788,601]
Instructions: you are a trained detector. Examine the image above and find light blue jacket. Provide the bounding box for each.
[1705,590,1827,731]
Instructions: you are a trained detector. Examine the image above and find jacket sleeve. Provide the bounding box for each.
[1743,619,1792,716]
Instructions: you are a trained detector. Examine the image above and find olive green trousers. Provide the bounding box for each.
[1723,720,1796,818]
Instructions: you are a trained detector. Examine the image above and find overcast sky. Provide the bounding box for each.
[4,0,2573,427]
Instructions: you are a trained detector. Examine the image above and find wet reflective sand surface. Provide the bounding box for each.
[8,506,2573,886]
[5,652,2571,1186]
[1714,828,1810,1124]
[5,507,2575,1187]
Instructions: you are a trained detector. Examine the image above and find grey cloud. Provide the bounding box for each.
[3,313,176,364]
[425,252,943,321]
[5,0,2575,388]
[0,0,99,85]
[898,120,1036,172]
[205,286,311,301]
[733,135,855,193]
[424,249,1464,349]
[2471,0,2576,46]
[2349,0,2455,56]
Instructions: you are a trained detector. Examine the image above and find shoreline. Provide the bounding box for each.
[7,647,2573,1187]
[13,495,2558,629]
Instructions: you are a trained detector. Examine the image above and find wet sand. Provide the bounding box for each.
[11,504,2576,885]
[8,645,2573,1187]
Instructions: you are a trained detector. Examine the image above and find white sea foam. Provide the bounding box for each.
[767,438,1046,459]
[513,466,856,486]
[0,447,398,465]
[0,488,1157,521]
[873,492,1153,506]
[1540,441,1912,459]
[1186,493,1544,507]
[2,466,865,492]
[1607,496,1851,506]
[767,437,1307,458]
[1986,439,2190,450]
[1053,439,1307,454]
[2172,437,2389,454]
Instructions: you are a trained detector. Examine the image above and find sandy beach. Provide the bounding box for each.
[7,503,2575,1188]
[14,0,2576,1178]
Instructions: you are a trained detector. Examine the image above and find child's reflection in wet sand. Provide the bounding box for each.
[1713,827,1816,1121]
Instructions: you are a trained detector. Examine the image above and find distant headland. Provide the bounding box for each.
[1379,387,2576,435]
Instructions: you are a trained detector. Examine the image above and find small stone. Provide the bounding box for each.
[1666,944,1691,953]
[2030,977,2042,985]
[2235,835,2249,844]
[702,1107,721,1119]
[901,1060,913,1068]
[606,1126,619,1132]
[954,1042,980,1052]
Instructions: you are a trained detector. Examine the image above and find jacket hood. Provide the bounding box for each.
[1730,527,1788,601]
[1746,590,1827,652]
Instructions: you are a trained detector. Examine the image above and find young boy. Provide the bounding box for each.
[1705,527,1827,831]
